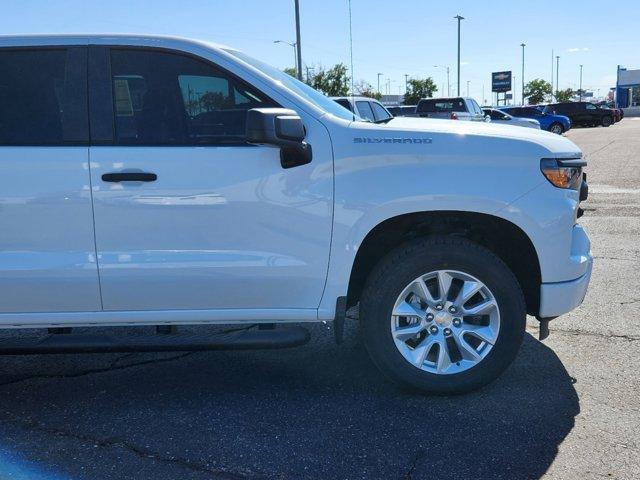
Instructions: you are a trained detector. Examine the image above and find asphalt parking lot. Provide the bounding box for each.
[0,120,639,480]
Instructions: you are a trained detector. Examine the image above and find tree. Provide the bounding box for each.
[523,79,552,105]
[353,80,381,99]
[283,67,298,78]
[403,78,438,105]
[309,63,350,96]
[555,88,575,103]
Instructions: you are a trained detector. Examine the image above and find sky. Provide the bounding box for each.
[1,0,639,103]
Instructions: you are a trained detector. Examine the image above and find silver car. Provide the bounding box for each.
[332,96,393,123]
[414,97,487,121]
[483,108,541,129]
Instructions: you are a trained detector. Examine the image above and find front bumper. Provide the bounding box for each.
[538,255,593,318]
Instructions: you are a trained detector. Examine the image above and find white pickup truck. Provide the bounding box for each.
[0,35,592,394]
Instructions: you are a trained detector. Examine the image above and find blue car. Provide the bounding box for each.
[498,106,571,135]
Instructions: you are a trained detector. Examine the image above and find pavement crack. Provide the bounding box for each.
[620,298,640,306]
[4,417,262,479]
[587,140,615,157]
[532,326,640,342]
[0,351,195,388]
[404,450,428,480]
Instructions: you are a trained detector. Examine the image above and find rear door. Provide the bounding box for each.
[0,46,101,313]
[87,46,333,312]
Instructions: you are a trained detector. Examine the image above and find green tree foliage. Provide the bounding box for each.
[555,88,575,103]
[524,79,552,105]
[403,78,438,105]
[353,80,382,99]
[283,67,298,78]
[309,63,350,96]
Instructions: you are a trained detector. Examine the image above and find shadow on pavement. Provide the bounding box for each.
[0,326,579,480]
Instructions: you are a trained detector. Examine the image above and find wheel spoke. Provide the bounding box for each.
[415,277,438,305]
[436,271,453,301]
[460,280,483,304]
[392,300,424,319]
[393,323,425,341]
[436,341,452,373]
[462,298,497,316]
[455,335,482,361]
[461,324,498,345]
[408,336,438,367]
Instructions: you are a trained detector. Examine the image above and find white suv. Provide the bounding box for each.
[0,35,592,394]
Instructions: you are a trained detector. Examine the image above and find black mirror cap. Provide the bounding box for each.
[246,108,306,145]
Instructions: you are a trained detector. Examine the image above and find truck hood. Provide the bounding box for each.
[367,116,580,156]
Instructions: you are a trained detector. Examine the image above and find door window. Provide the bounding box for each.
[355,101,375,121]
[109,49,275,145]
[586,103,596,110]
[0,48,88,145]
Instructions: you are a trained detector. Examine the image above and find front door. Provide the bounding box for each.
[0,46,101,314]
[88,47,333,312]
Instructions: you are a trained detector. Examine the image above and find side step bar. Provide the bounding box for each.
[0,326,310,355]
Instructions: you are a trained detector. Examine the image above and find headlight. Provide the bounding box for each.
[540,158,585,190]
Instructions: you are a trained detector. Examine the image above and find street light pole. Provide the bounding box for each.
[377,73,383,95]
[294,0,303,80]
[520,43,526,105]
[274,40,298,74]
[466,80,470,97]
[579,64,584,102]
[404,74,409,94]
[454,15,464,96]
[556,56,560,95]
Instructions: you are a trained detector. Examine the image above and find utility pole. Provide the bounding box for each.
[556,56,560,96]
[520,43,526,105]
[551,49,555,101]
[377,73,383,94]
[404,74,409,94]
[579,64,584,101]
[454,15,464,96]
[294,0,303,80]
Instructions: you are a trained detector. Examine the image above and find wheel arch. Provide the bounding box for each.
[346,211,542,316]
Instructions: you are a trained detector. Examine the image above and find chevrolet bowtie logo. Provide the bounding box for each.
[495,73,509,80]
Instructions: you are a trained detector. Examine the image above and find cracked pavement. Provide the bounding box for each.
[0,121,639,479]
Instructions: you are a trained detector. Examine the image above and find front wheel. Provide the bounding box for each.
[360,236,526,394]
[549,122,564,135]
[602,116,613,127]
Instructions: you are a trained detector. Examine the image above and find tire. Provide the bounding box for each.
[549,122,564,135]
[360,236,526,395]
[602,116,613,127]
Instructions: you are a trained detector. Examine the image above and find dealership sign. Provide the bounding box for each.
[492,71,512,92]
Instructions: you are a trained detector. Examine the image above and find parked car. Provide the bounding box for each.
[414,97,487,121]
[482,108,540,129]
[544,102,615,127]
[388,105,417,117]
[332,96,393,123]
[499,106,571,135]
[596,103,622,122]
[0,34,592,395]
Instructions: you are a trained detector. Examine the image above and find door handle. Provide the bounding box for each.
[101,172,157,183]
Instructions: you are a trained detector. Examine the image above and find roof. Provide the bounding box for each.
[0,33,236,52]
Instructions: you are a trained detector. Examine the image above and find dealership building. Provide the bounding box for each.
[616,66,640,107]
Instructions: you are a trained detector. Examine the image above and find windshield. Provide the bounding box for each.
[226,49,358,122]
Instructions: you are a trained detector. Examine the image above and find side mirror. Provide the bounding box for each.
[246,108,312,169]
[484,115,491,122]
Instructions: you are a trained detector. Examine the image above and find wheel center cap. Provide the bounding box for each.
[434,311,451,326]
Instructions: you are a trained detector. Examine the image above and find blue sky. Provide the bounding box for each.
[1,0,638,102]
